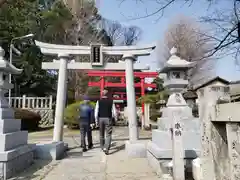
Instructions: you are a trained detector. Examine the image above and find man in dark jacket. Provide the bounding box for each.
[79,95,94,152]
[94,89,117,155]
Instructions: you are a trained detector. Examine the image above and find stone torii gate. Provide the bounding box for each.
[35,41,155,157]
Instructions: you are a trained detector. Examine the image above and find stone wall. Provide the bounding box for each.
[8,95,54,127]
[28,109,54,127]
[211,122,230,179]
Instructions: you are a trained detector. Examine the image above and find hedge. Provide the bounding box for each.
[137,91,169,105]
[14,108,41,131]
[150,110,162,122]
[64,101,96,129]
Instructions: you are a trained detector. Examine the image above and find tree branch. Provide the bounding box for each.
[119,0,176,20]
[204,39,238,59]
[213,25,238,50]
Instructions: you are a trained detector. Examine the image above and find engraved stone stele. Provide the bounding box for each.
[0,47,35,179]
[194,77,230,180]
[192,77,240,180]
[147,47,200,178]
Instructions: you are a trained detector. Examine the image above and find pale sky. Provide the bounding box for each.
[98,0,240,81]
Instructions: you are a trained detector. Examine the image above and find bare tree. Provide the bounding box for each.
[162,16,210,62]
[158,16,214,86]
[64,0,142,100]
[63,0,142,47]
[63,0,103,45]
[100,18,142,46]
[62,0,105,100]
[96,19,142,90]
[123,26,142,45]
[120,0,240,59]
[200,1,240,60]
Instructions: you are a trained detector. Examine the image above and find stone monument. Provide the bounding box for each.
[192,76,240,180]
[147,47,201,176]
[0,47,35,179]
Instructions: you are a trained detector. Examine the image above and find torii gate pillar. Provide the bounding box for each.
[123,54,138,141]
[123,55,148,157]
[53,54,68,142]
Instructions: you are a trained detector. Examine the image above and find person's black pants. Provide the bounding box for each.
[79,122,93,149]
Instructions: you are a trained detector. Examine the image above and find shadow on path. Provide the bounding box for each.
[66,151,94,159]
[109,144,125,155]
[67,142,100,151]
[9,160,58,180]
[112,137,151,141]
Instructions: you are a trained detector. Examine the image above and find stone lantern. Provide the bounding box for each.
[146,47,201,176]
[0,47,22,109]
[159,47,195,120]
[160,47,194,93]
[0,47,35,179]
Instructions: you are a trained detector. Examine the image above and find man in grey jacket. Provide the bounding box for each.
[94,89,117,155]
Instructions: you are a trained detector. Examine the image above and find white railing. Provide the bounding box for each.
[7,95,53,109]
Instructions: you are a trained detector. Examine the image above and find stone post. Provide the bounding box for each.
[22,94,26,108]
[144,103,150,128]
[123,54,138,142]
[53,54,69,142]
[215,85,240,179]
[226,123,240,180]
[196,84,231,180]
[49,95,53,109]
[166,93,185,180]
[172,109,185,180]
[197,87,216,180]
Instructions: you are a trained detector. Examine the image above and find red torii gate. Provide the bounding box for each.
[87,70,158,115]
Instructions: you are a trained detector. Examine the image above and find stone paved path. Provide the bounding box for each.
[11,127,160,180]
[43,141,160,180]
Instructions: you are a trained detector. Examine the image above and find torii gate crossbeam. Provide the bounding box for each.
[88,82,156,88]
[87,70,158,77]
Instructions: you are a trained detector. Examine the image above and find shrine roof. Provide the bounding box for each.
[193,76,230,91]
[228,81,240,99]
[182,90,198,99]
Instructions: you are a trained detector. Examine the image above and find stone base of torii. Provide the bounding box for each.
[34,40,156,158]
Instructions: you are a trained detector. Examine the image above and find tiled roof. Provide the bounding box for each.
[183,90,198,99]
